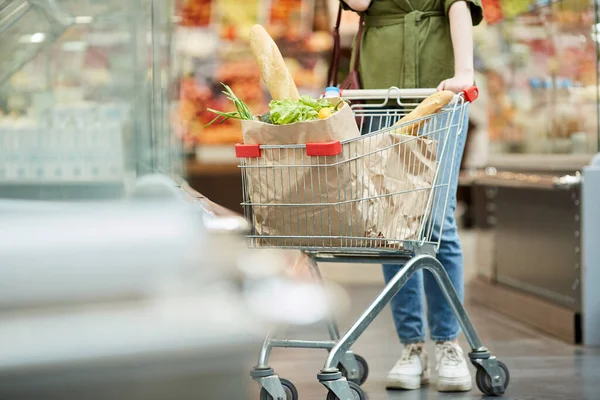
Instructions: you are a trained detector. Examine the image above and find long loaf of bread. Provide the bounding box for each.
[393,90,454,135]
[249,25,300,101]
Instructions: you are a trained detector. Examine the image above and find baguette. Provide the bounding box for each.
[393,90,454,135]
[249,25,300,101]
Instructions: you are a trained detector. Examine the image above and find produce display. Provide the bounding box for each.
[177,76,211,145]
[217,0,261,40]
[499,0,532,19]
[178,0,212,27]
[268,0,305,35]
[474,0,598,154]
[481,0,504,24]
[481,0,592,25]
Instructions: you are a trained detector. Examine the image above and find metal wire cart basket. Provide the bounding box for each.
[236,87,510,400]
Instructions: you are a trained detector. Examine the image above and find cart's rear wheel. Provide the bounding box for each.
[338,354,369,386]
[259,378,298,400]
[325,381,366,400]
[475,360,509,396]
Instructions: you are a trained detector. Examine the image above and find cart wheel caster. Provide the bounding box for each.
[338,354,369,386]
[259,378,298,400]
[325,381,366,400]
[475,360,510,396]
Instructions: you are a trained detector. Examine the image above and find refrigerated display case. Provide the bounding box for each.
[0,0,182,199]
[469,0,599,343]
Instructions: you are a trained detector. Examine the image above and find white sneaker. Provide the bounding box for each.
[386,343,430,390]
[435,342,473,392]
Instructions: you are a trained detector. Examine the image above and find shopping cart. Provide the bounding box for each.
[236,87,510,400]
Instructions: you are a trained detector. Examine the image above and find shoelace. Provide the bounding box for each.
[437,343,462,368]
[398,343,422,364]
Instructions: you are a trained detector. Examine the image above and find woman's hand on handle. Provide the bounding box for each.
[437,72,474,94]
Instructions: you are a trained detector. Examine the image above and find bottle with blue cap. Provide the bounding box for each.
[324,86,340,98]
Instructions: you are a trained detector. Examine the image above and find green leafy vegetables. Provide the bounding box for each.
[269,96,332,125]
[205,83,341,127]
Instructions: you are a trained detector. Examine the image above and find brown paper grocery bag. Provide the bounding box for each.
[364,131,438,247]
[241,103,387,248]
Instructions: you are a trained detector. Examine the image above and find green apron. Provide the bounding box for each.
[344,0,483,90]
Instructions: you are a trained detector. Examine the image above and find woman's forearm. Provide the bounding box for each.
[342,0,372,12]
[448,1,474,79]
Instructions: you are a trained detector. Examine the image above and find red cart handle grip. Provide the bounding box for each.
[462,86,479,103]
[235,143,261,158]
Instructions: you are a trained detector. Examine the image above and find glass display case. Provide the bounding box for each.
[475,0,599,158]
[0,0,181,199]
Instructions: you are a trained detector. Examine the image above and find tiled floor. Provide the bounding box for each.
[250,285,600,400]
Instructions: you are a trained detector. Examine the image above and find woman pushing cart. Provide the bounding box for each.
[232,0,511,396]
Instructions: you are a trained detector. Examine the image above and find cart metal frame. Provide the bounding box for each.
[239,87,509,399]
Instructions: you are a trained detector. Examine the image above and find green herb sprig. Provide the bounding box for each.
[205,83,253,127]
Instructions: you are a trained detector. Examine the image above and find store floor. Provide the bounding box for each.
[249,284,600,400]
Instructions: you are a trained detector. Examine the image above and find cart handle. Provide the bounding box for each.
[340,86,479,102]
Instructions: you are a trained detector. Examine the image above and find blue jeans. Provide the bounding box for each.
[382,107,469,344]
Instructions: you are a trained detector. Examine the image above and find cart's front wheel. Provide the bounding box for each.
[259,378,298,400]
[338,354,369,386]
[475,360,510,396]
[325,381,366,400]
